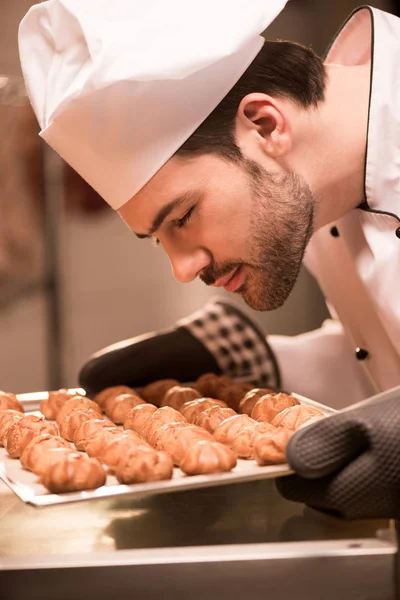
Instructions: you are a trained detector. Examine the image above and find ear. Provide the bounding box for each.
[236,93,292,158]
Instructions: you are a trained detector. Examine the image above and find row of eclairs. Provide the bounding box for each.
[0,374,324,493]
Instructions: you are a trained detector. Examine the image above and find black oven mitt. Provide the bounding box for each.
[78,298,280,395]
[276,393,400,520]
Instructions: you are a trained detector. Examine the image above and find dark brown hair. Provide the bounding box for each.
[176,40,326,161]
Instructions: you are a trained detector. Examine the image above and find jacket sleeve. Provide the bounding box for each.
[267,319,375,409]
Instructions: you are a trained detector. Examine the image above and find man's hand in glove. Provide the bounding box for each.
[276,394,400,520]
[78,298,280,396]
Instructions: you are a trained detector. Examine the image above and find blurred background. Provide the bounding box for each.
[0,0,394,392]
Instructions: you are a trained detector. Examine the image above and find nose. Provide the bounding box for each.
[168,246,211,283]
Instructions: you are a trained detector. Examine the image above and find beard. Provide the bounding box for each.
[200,158,316,311]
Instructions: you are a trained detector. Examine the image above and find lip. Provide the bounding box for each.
[211,266,240,289]
[223,265,244,293]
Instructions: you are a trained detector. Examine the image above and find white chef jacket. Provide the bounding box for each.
[268,6,400,409]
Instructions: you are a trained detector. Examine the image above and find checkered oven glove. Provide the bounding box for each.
[79,298,280,395]
[277,393,400,520]
[176,299,280,388]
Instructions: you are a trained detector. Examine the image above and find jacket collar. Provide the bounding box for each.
[326,5,400,222]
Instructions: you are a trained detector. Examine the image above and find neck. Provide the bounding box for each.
[296,62,371,230]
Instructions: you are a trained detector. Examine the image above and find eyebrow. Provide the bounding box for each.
[134,191,201,239]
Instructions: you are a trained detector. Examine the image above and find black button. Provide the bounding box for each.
[396,227,400,239]
[355,347,369,360]
[330,226,339,237]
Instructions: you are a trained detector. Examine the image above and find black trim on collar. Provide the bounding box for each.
[358,202,400,223]
[325,6,400,223]
[324,5,372,60]
[357,8,400,223]
[360,6,374,212]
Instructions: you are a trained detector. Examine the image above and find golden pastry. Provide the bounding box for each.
[0,391,23,413]
[219,382,254,411]
[239,388,276,416]
[56,397,101,426]
[123,403,157,433]
[116,447,173,484]
[160,386,202,410]
[84,427,123,458]
[147,421,189,451]
[271,405,324,430]
[73,418,115,451]
[40,389,79,420]
[142,407,187,441]
[251,393,300,424]
[98,431,150,471]
[194,373,233,398]
[180,440,237,475]
[194,406,236,433]
[0,410,24,446]
[158,425,213,466]
[230,422,277,459]
[20,434,71,472]
[254,428,294,465]
[33,447,75,478]
[93,385,136,409]
[104,393,145,424]
[140,379,180,406]
[40,452,106,493]
[5,415,58,458]
[59,407,103,442]
[213,414,256,447]
[180,398,227,423]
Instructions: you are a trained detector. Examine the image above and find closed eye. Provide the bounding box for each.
[175,205,195,229]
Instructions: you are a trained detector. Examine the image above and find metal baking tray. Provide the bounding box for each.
[0,390,337,507]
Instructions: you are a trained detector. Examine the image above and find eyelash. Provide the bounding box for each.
[149,205,195,247]
[176,205,195,229]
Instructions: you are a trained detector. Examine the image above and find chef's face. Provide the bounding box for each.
[119,153,316,311]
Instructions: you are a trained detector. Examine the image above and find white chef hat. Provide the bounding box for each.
[19,0,287,209]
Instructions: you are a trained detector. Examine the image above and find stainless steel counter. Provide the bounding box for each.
[0,477,396,599]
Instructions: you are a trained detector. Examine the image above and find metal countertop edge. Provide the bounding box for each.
[0,538,396,571]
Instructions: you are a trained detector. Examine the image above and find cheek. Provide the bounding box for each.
[197,199,252,259]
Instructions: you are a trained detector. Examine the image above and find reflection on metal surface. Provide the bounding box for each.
[0,537,396,570]
[0,478,390,557]
[0,478,395,600]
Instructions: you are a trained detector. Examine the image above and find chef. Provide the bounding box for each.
[18,0,400,519]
